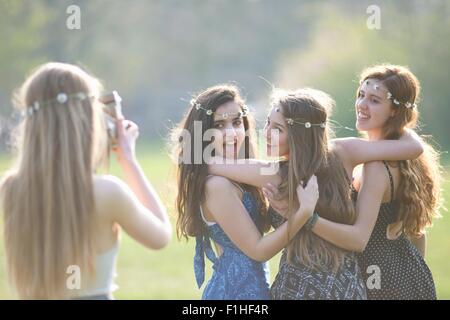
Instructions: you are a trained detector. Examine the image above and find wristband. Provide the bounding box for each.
[305,212,319,231]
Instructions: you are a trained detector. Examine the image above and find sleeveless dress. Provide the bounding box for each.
[194,184,271,300]
[269,209,367,300]
[356,161,436,300]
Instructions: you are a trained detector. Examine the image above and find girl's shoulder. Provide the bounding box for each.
[358,161,394,200]
[93,175,131,218]
[93,175,128,196]
[363,161,390,175]
[202,175,246,224]
[204,175,244,198]
[0,170,17,192]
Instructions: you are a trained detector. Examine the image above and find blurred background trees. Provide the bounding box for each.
[1,0,449,151]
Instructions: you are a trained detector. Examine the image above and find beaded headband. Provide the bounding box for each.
[275,107,326,129]
[190,99,250,119]
[22,92,96,117]
[361,80,416,109]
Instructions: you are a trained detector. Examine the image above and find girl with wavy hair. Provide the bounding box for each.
[172,84,318,299]
[208,86,424,299]
[274,65,441,299]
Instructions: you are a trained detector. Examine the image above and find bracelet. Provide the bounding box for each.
[305,212,319,231]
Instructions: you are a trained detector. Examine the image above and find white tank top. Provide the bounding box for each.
[70,243,119,298]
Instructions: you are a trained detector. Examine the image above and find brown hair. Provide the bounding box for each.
[172,84,268,240]
[359,64,442,237]
[0,62,108,298]
[273,88,356,271]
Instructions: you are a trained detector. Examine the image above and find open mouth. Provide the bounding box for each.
[357,111,370,121]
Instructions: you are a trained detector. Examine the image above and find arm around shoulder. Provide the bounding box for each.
[333,133,423,169]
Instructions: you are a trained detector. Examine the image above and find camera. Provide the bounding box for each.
[99,90,123,149]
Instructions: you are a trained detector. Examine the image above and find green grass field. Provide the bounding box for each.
[0,143,448,299]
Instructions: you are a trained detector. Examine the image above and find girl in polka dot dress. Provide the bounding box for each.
[277,65,441,299]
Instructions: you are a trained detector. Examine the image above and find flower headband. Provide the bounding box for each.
[362,80,416,109]
[190,98,250,119]
[22,92,96,117]
[275,107,326,129]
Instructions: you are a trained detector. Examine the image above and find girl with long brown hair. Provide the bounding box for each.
[0,62,172,299]
[271,65,441,299]
[208,87,424,299]
[172,84,319,299]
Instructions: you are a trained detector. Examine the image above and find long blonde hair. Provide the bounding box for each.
[0,62,108,299]
[273,88,356,272]
[359,64,442,237]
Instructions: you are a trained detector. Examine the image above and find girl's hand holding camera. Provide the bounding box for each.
[113,118,139,167]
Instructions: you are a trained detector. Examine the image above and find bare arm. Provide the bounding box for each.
[114,119,169,225]
[410,234,426,257]
[310,161,388,252]
[119,158,169,226]
[106,175,172,250]
[108,119,172,249]
[333,129,424,169]
[208,158,282,188]
[204,176,318,262]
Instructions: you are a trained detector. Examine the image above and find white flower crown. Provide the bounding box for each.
[22,92,95,117]
[363,80,417,109]
[275,108,326,129]
[190,99,250,118]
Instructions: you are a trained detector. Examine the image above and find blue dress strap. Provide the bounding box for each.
[194,233,218,288]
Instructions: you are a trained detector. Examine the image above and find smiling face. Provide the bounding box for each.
[211,101,246,159]
[264,106,290,158]
[356,78,395,140]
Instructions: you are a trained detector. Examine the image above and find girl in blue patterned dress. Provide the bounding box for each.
[171,84,319,300]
